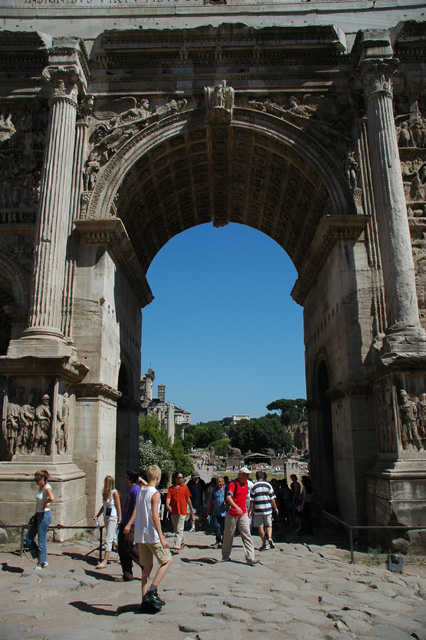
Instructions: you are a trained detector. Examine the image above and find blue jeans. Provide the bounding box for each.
[212,515,225,542]
[26,511,52,564]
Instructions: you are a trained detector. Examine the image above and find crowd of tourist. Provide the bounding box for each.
[25,465,313,612]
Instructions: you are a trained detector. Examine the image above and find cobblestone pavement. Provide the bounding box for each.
[1,528,426,640]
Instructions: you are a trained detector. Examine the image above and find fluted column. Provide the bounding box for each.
[62,114,90,341]
[25,66,81,340]
[360,37,426,363]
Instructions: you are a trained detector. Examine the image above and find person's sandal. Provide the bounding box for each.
[96,563,107,569]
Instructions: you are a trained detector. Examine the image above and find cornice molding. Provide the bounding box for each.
[291,214,370,304]
[74,217,154,308]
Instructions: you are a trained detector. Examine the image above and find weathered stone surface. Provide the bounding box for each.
[202,605,251,623]
[224,596,275,612]
[178,616,228,632]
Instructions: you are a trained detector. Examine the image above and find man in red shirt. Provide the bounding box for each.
[166,472,194,554]
[222,467,256,565]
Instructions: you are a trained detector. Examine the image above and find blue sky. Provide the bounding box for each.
[141,222,306,424]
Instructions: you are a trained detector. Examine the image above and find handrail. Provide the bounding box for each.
[2,523,106,563]
[322,510,426,563]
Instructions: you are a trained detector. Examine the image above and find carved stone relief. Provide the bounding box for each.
[3,388,52,458]
[1,383,73,460]
[0,102,48,217]
[85,96,188,176]
[398,388,425,452]
[377,382,397,453]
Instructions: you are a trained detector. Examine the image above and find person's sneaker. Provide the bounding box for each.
[189,525,196,532]
[142,590,165,610]
[42,562,49,568]
[222,554,231,561]
[34,565,43,570]
[212,541,221,549]
[247,558,258,565]
[268,539,275,549]
[259,543,270,551]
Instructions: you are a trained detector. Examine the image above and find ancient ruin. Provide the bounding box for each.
[0,0,425,546]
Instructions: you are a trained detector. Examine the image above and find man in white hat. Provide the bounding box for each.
[221,467,256,565]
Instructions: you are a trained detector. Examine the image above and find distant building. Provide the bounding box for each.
[139,371,191,442]
[231,414,250,424]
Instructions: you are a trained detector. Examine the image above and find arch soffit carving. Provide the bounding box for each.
[88,108,353,222]
[86,108,357,276]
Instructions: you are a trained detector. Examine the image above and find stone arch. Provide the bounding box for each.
[86,108,358,277]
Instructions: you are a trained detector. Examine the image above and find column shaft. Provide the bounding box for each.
[363,71,420,329]
[27,88,77,337]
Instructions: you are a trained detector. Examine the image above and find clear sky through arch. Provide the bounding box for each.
[141,222,306,424]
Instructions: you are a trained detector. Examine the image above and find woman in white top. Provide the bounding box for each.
[26,469,54,570]
[95,475,121,569]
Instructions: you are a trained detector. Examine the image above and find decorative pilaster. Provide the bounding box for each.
[24,65,82,342]
[360,34,426,365]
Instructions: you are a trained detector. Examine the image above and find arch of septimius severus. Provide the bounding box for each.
[0,0,426,547]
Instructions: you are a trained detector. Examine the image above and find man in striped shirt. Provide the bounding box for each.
[249,470,279,551]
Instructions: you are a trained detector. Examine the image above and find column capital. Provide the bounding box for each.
[42,65,85,107]
[360,57,399,100]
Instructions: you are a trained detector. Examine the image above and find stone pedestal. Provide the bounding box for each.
[0,460,86,537]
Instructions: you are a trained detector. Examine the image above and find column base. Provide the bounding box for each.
[379,324,426,368]
[366,458,426,552]
[7,333,73,360]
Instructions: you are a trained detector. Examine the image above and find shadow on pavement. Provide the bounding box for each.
[180,556,219,564]
[1,562,24,574]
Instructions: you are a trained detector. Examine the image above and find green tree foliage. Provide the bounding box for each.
[138,439,174,485]
[185,421,225,449]
[210,438,229,457]
[228,415,293,454]
[171,440,194,477]
[138,414,193,479]
[182,433,194,453]
[266,398,307,426]
[139,414,171,449]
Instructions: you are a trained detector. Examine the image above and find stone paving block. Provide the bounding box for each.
[345,591,412,614]
[202,605,250,623]
[0,622,34,639]
[252,609,293,624]
[366,623,416,640]
[248,622,281,632]
[224,596,275,612]
[286,621,324,639]
[29,626,116,640]
[178,616,228,632]
[196,629,243,640]
[0,608,45,624]
[269,578,297,592]
[71,569,100,588]
[372,615,425,634]
[340,613,373,635]
[44,578,82,592]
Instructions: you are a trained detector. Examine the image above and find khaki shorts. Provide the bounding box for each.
[138,542,172,567]
[253,513,273,529]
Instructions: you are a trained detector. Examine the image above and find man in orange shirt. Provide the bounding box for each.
[166,472,194,554]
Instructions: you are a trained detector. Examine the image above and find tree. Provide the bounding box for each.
[266,398,307,426]
[228,415,293,455]
[139,414,170,449]
[184,421,225,449]
[138,414,193,481]
[210,438,229,457]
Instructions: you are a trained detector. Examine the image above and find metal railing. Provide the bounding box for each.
[322,510,426,563]
[1,523,104,563]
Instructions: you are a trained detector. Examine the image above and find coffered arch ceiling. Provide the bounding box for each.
[116,122,337,277]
